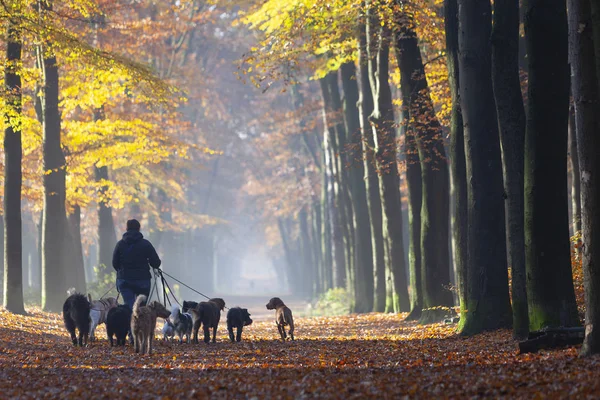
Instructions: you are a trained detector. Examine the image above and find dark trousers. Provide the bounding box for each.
[116,279,151,310]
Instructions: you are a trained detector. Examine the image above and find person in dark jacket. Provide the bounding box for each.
[113,219,161,310]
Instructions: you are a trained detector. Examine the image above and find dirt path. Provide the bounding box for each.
[0,307,598,398]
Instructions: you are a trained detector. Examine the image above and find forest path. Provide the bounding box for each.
[0,308,598,398]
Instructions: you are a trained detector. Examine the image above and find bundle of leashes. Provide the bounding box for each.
[100,268,225,310]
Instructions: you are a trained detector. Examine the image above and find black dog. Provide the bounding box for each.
[226,307,253,343]
[106,305,132,346]
[190,298,226,344]
[62,293,91,347]
[182,300,198,314]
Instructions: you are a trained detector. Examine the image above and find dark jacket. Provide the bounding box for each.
[112,230,161,280]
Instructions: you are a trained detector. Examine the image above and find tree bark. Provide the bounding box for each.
[358,20,387,312]
[568,107,582,233]
[3,17,26,314]
[457,0,513,334]
[568,0,600,356]
[393,11,453,323]
[523,0,579,330]
[94,111,117,276]
[341,62,375,313]
[320,75,348,289]
[444,0,468,320]
[321,145,333,292]
[68,206,86,293]
[491,0,529,339]
[402,98,423,321]
[39,0,76,310]
[365,6,410,312]
[326,72,355,293]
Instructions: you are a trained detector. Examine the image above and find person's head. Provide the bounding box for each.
[126,219,141,232]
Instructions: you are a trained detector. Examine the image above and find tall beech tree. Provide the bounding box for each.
[366,2,409,312]
[401,97,423,320]
[523,0,579,330]
[358,20,387,312]
[320,73,349,289]
[340,62,375,313]
[393,9,453,323]
[491,0,528,339]
[568,0,600,356]
[38,0,83,311]
[444,0,467,317]
[3,12,26,314]
[568,108,582,233]
[457,0,512,335]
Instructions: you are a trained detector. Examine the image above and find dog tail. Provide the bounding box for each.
[133,295,147,316]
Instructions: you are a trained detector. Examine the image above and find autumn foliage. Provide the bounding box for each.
[0,308,599,398]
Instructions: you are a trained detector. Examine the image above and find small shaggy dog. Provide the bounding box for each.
[169,305,193,343]
[162,320,175,342]
[226,307,253,343]
[266,297,295,341]
[106,305,132,346]
[190,298,226,344]
[131,295,171,354]
[88,295,118,342]
[63,293,91,347]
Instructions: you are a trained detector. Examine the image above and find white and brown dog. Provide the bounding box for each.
[88,294,118,342]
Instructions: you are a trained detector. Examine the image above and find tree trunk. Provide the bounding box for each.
[393,12,453,323]
[3,18,26,314]
[358,20,387,312]
[0,215,4,289]
[523,0,579,330]
[299,206,314,298]
[94,111,117,277]
[68,206,86,293]
[39,2,74,310]
[365,9,410,312]
[341,62,375,313]
[568,107,582,233]
[321,148,333,292]
[444,0,468,319]
[568,0,600,356]
[457,0,513,335]
[491,0,529,339]
[402,98,423,321]
[326,72,355,294]
[320,75,348,289]
[311,200,323,297]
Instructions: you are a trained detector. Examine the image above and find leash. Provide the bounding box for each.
[159,269,228,310]
[100,285,116,300]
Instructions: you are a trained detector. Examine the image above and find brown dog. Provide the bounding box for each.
[190,298,226,344]
[266,297,295,341]
[131,295,171,354]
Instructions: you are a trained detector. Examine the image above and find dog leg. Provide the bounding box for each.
[212,326,217,343]
[289,322,294,341]
[89,318,97,342]
[192,321,200,344]
[134,333,140,353]
[203,325,211,344]
[277,324,285,341]
[148,333,153,355]
[228,326,235,343]
[236,326,243,342]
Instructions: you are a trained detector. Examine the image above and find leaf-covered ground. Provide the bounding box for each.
[0,307,599,399]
